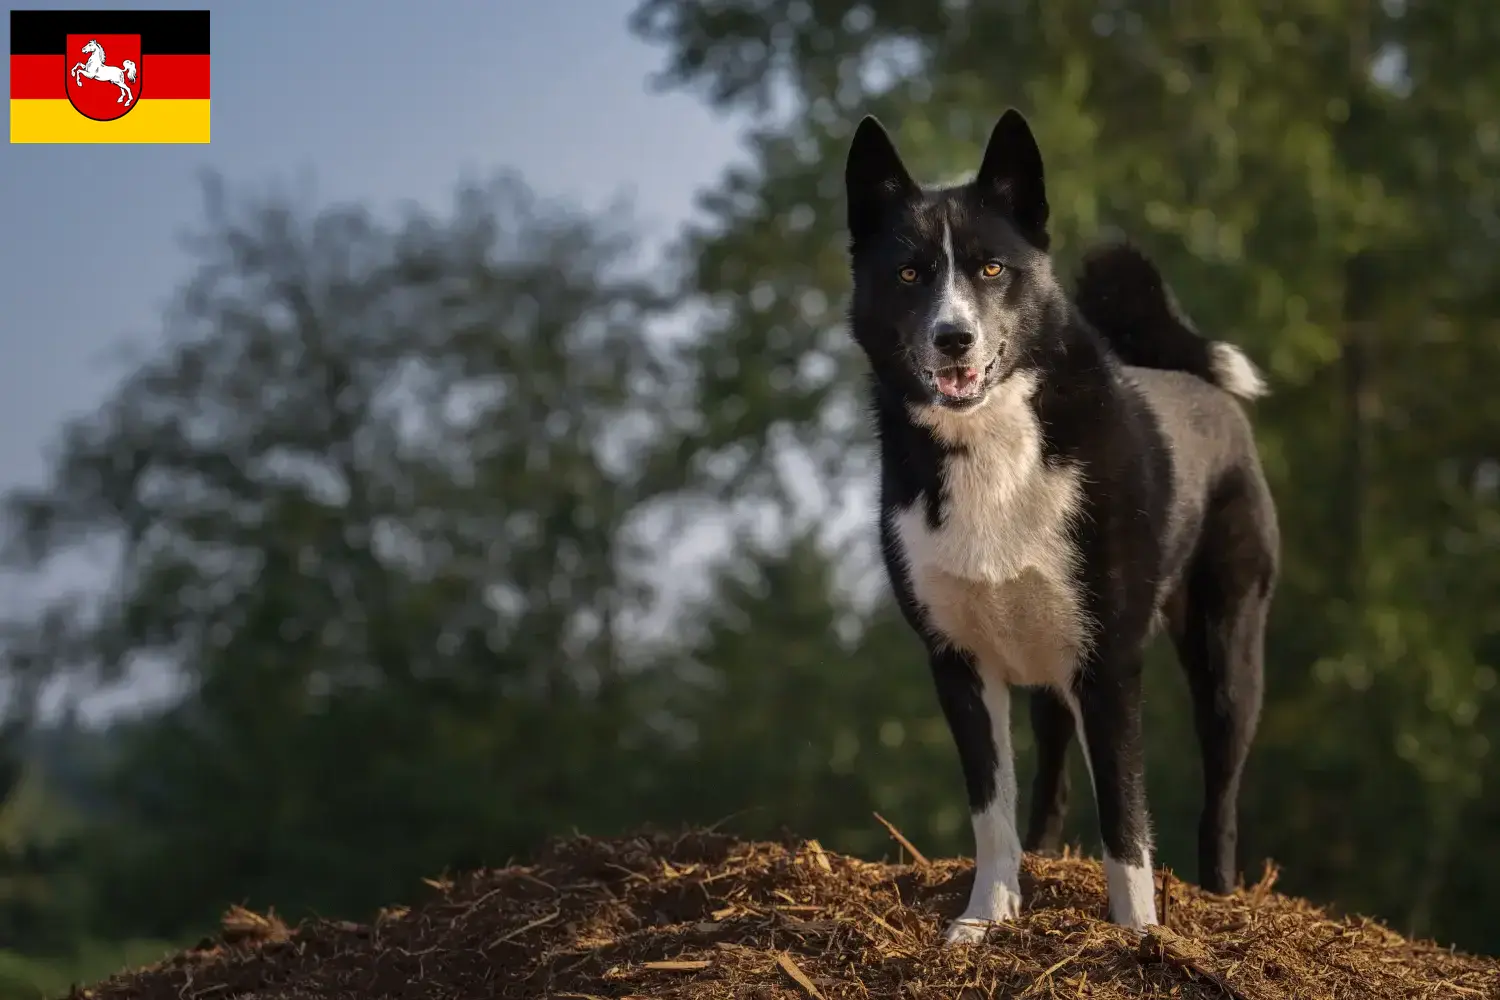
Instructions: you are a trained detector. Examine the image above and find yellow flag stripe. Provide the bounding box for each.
[10,99,210,144]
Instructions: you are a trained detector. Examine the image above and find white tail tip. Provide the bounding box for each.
[1209,342,1269,400]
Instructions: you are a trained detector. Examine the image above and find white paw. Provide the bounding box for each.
[943,884,1022,947]
[943,916,997,946]
[1104,855,1158,931]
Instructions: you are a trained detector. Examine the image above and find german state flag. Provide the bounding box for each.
[10,9,210,143]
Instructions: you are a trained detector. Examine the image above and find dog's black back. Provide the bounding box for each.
[845,110,1277,940]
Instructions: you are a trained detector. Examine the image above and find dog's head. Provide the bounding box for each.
[844,109,1062,413]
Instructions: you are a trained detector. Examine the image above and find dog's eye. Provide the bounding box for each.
[980,261,1004,278]
[898,266,919,283]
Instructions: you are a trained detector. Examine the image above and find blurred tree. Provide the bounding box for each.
[646,531,924,856]
[631,0,1500,951]
[0,766,92,955]
[0,172,693,937]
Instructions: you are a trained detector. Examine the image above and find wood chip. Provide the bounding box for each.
[805,838,834,873]
[641,960,711,971]
[1137,926,1249,1000]
[1138,925,1211,967]
[776,951,825,999]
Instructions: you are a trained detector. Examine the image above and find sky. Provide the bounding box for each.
[0,0,748,718]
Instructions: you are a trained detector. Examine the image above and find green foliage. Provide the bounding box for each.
[1,5,1499,993]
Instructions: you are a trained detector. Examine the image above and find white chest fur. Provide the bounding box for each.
[892,374,1090,690]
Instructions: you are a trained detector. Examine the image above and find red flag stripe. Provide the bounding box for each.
[9,54,210,100]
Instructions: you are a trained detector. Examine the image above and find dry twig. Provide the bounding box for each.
[872,811,930,865]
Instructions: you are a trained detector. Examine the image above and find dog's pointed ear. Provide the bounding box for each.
[845,116,918,244]
[976,109,1048,240]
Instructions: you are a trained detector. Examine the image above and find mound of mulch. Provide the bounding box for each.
[70,829,1497,1000]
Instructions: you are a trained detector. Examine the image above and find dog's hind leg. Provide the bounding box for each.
[1172,475,1275,895]
[1023,688,1074,855]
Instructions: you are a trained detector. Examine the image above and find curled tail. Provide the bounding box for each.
[1074,241,1268,401]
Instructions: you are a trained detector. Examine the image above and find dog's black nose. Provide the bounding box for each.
[933,324,977,359]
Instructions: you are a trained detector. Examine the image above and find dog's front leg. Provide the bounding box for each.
[1071,653,1158,929]
[930,646,1023,945]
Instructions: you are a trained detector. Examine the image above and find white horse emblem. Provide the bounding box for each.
[70,39,137,107]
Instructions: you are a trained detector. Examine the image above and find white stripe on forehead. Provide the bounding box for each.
[934,221,979,329]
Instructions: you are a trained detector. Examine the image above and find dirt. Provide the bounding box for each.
[68,828,1499,999]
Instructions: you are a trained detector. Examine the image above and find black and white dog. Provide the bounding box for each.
[843,110,1278,943]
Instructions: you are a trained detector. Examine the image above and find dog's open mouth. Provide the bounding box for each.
[930,360,997,402]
